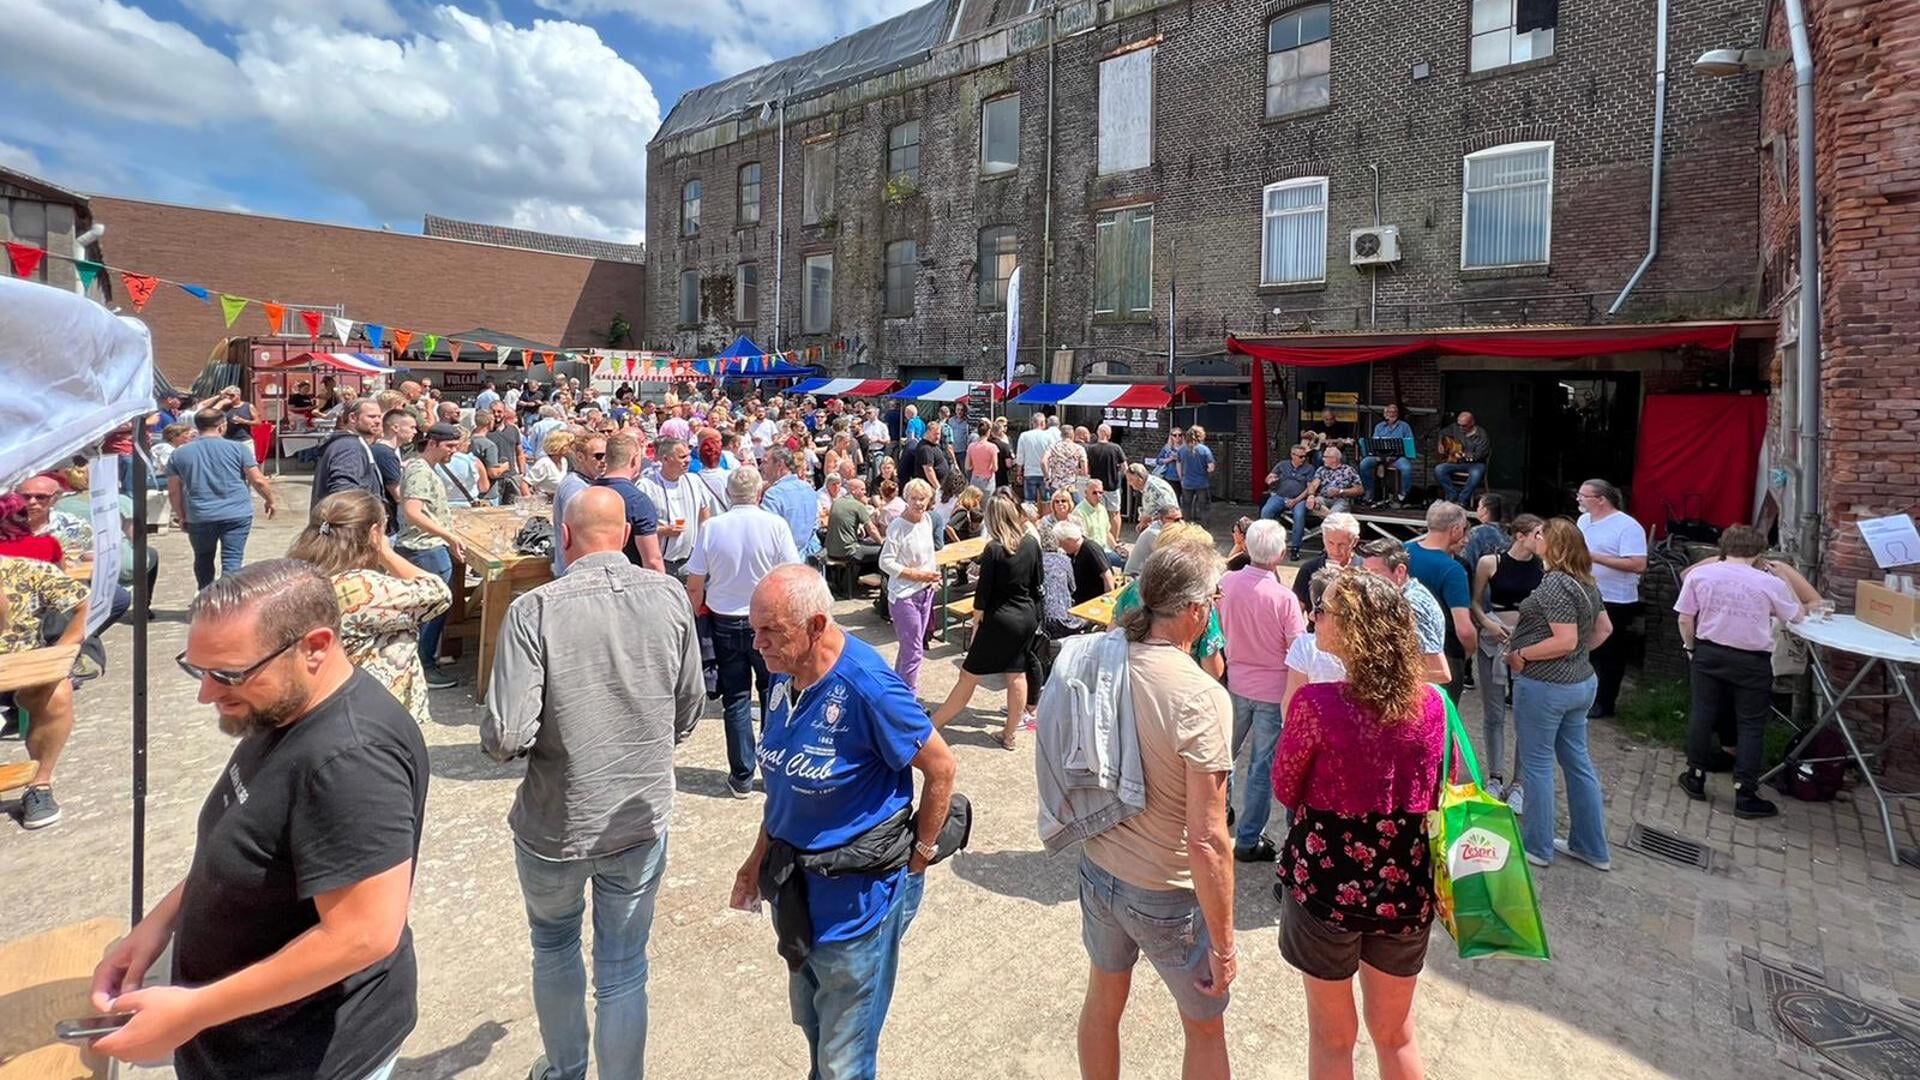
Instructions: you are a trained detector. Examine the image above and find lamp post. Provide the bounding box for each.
[1696,1,1819,580]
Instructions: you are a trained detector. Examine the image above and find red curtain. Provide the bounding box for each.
[1630,393,1768,537]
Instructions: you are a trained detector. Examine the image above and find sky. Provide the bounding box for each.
[0,0,928,243]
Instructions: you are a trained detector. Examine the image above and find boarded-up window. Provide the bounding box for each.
[803,254,833,332]
[884,240,917,317]
[1098,47,1153,175]
[1094,206,1153,316]
[735,263,758,322]
[803,142,835,225]
[679,270,699,325]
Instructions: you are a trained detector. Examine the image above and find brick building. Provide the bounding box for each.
[83,195,647,388]
[1,167,106,302]
[1754,1,1920,602]
[648,0,1771,507]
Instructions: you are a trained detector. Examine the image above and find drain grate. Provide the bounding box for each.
[1773,988,1920,1079]
[1623,822,1712,870]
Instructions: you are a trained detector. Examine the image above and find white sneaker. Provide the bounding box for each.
[1525,851,1549,868]
[1484,778,1506,801]
[1505,784,1526,816]
[1553,837,1611,872]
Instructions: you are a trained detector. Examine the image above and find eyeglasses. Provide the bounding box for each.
[176,635,303,687]
[589,452,607,460]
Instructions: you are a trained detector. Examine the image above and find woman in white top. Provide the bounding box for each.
[523,428,573,497]
[879,478,941,691]
[1575,478,1648,718]
[1281,565,1349,718]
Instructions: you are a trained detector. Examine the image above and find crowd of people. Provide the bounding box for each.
[0,373,1828,1080]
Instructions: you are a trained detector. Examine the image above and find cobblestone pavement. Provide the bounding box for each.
[5,484,1919,1079]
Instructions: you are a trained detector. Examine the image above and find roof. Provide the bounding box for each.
[653,0,956,144]
[421,214,646,264]
[0,166,90,207]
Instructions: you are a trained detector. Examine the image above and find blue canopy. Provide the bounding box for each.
[715,334,763,358]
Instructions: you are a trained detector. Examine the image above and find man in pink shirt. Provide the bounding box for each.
[1674,526,1805,819]
[1216,520,1308,861]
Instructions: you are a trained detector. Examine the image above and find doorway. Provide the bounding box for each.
[1443,370,1641,516]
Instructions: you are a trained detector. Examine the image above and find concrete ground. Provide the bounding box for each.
[6,478,1920,1079]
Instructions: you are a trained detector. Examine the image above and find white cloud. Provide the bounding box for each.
[708,37,773,78]
[0,0,251,124]
[181,0,405,33]
[537,0,929,78]
[0,140,47,175]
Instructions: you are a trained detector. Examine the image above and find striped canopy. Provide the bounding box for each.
[787,377,901,397]
[1010,383,1197,408]
[271,351,392,374]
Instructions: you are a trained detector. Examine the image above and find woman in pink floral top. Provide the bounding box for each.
[1270,569,1446,1080]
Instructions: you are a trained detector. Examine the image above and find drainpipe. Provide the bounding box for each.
[1365,163,1381,326]
[1039,6,1057,377]
[773,97,788,353]
[1784,0,1821,582]
[1607,0,1668,316]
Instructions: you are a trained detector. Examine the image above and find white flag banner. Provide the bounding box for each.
[498,347,515,367]
[1004,265,1022,387]
[87,459,122,637]
[331,316,354,344]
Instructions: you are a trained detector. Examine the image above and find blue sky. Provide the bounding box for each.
[0,0,925,241]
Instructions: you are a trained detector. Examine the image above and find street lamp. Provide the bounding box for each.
[1696,1,1819,576]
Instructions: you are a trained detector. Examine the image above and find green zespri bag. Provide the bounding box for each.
[1426,688,1550,960]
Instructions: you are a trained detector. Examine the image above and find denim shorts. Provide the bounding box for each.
[1078,855,1229,1021]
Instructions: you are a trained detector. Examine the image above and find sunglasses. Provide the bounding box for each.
[176,635,302,687]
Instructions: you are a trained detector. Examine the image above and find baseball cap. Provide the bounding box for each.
[425,423,462,443]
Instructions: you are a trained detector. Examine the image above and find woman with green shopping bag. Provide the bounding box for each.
[1271,570,1448,1080]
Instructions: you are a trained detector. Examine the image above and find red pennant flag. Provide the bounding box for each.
[542,351,555,366]
[625,357,636,376]
[392,329,414,355]
[447,340,462,362]
[475,341,495,352]
[262,302,286,335]
[5,242,46,279]
[299,310,323,340]
[121,273,159,312]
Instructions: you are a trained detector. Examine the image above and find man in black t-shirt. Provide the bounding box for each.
[89,560,428,1080]
[1057,522,1114,605]
[912,422,953,489]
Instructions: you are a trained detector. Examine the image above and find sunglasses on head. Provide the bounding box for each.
[175,634,303,687]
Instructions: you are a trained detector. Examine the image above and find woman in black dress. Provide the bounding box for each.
[930,489,1043,749]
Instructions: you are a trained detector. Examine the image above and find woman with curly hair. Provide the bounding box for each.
[287,490,452,723]
[1271,569,1448,1080]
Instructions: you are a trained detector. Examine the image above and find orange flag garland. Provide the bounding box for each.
[392,329,414,356]
[262,302,286,335]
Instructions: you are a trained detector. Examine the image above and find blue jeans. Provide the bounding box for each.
[1230,693,1287,849]
[711,613,771,787]
[1357,456,1412,501]
[1435,463,1487,505]
[186,516,252,589]
[1259,494,1311,553]
[1022,474,1044,503]
[1512,674,1611,865]
[789,872,925,1080]
[398,544,453,666]
[515,836,668,1080]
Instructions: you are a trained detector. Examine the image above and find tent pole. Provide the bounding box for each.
[131,419,151,925]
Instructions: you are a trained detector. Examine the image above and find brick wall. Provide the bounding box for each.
[91,197,647,388]
[1756,1,1920,604]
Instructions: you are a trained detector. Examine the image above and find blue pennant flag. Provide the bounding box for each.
[179,284,210,302]
[364,324,384,349]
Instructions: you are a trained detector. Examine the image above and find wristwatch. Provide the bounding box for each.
[913,839,939,862]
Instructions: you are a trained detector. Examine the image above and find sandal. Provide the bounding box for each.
[994,731,1018,751]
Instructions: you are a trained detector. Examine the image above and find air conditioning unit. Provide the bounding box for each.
[1349,225,1402,267]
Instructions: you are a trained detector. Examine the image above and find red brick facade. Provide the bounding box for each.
[1758,2,1920,599]
[91,197,646,388]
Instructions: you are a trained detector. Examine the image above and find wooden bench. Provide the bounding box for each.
[941,596,976,647]
[0,916,121,1079]
[0,646,80,796]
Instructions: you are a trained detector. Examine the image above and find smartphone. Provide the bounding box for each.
[54,1014,134,1042]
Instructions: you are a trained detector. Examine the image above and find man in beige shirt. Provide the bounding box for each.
[1077,542,1236,1080]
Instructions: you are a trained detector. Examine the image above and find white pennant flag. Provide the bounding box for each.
[330,316,354,343]
[497,347,514,367]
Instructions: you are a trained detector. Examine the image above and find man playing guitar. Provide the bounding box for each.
[1434,411,1492,505]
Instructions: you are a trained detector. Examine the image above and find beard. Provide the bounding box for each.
[217,681,310,738]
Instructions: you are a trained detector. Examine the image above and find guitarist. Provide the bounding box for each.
[1433,411,1491,506]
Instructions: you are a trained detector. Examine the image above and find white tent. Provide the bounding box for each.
[0,276,154,490]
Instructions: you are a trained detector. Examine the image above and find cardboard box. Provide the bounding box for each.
[1855,580,1920,639]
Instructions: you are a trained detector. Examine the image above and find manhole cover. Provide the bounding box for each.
[1773,988,1920,1079]
[1623,822,1712,870]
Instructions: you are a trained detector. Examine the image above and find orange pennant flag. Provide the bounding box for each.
[392,329,414,355]
[263,302,286,335]
[122,273,159,312]
[475,341,495,352]
[447,340,462,362]
[542,351,555,366]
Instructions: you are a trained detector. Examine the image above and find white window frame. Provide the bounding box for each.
[802,253,833,333]
[681,180,701,237]
[888,121,922,184]
[980,94,1020,175]
[1260,177,1329,286]
[734,263,757,323]
[1093,204,1155,317]
[1460,141,1555,270]
[1469,0,1557,73]
[738,164,761,225]
[1097,46,1154,176]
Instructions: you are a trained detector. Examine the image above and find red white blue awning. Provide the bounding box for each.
[787,377,901,397]
[270,351,392,374]
[890,379,1029,401]
[1010,383,1197,408]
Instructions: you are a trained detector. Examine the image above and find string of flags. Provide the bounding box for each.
[581,347,826,380]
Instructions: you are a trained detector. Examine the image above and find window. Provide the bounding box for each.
[981,95,1019,175]
[1462,142,1554,268]
[1267,5,1331,118]
[888,121,921,184]
[802,254,833,333]
[803,142,835,225]
[1470,0,1556,73]
[2,199,49,281]
[738,164,761,225]
[1098,47,1153,175]
[679,270,700,325]
[1094,206,1153,317]
[734,263,758,322]
[681,180,701,237]
[977,226,1017,309]
[1262,177,1328,284]
[884,240,917,317]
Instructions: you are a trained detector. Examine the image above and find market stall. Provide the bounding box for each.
[255,349,394,469]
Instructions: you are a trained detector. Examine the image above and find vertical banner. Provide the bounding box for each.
[1003,266,1022,420]
[87,459,122,637]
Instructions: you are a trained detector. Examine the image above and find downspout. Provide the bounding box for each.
[1366,163,1381,326]
[1607,0,1668,315]
[1039,5,1057,378]
[1785,0,1821,581]
[773,98,788,353]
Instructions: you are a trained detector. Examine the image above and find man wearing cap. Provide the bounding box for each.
[398,424,467,688]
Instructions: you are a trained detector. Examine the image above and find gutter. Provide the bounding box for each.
[1608,0,1669,316]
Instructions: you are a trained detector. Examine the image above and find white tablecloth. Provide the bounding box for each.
[1789,614,1920,664]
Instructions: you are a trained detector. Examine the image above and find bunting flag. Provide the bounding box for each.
[624,357,636,376]
[75,260,104,292]
[475,341,494,352]
[392,329,414,355]
[5,242,46,279]
[179,284,210,302]
[331,316,353,343]
[299,309,324,340]
[219,294,249,328]
[365,324,385,349]
[544,352,555,372]
[445,339,461,362]
[497,347,514,366]
[262,301,286,335]
[541,351,555,367]
[422,334,439,358]
[122,273,158,311]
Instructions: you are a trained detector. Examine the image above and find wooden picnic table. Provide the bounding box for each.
[445,506,553,705]
[0,916,120,1080]
[934,536,989,644]
[1068,564,1298,629]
